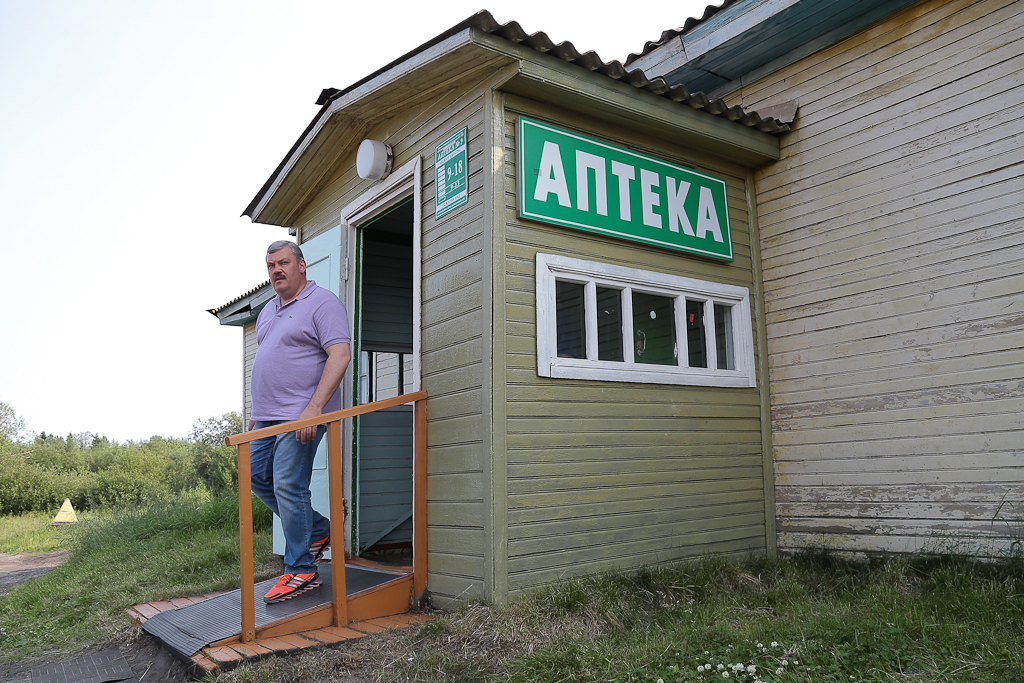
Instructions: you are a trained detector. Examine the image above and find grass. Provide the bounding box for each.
[0,509,92,554]
[208,550,1024,683]
[3,501,1022,681]
[0,494,278,662]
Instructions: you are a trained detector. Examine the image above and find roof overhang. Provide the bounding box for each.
[208,281,274,327]
[627,0,922,98]
[244,11,788,228]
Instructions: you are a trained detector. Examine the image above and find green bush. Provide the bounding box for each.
[0,456,95,515]
[90,450,174,507]
[0,410,246,515]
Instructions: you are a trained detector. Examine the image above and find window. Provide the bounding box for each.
[536,253,756,387]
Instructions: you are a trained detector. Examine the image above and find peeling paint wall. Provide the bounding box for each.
[729,0,1024,556]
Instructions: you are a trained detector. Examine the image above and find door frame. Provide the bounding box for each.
[338,156,422,556]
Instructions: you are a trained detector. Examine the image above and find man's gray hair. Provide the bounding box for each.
[267,240,304,261]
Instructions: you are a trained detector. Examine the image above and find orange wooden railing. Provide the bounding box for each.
[226,390,427,644]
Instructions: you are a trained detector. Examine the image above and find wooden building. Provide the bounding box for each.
[213,0,1022,606]
[631,0,1024,558]
[215,10,791,606]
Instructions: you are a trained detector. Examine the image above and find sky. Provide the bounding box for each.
[0,0,714,443]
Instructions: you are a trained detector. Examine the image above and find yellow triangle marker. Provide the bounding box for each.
[52,498,78,524]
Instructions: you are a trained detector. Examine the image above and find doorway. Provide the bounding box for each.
[353,197,415,554]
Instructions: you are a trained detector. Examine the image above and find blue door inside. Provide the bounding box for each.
[271,226,341,561]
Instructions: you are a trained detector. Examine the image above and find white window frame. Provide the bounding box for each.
[536,252,757,388]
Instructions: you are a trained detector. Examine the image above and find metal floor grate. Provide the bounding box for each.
[142,565,400,659]
[30,647,134,683]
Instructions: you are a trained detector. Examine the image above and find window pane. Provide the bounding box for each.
[714,303,735,370]
[596,287,623,362]
[555,280,586,359]
[632,292,676,365]
[686,299,707,368]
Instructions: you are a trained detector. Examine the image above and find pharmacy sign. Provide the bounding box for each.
[517,117,733,261]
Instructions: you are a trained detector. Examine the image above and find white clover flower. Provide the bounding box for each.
[657,679,664,683]
[794,660,800,665]
[747,665,756,674]
[771,641,779,647]
[698,665,705,672]
[756,642,763,648]
[705,651,711,655]
[722,673,730,679]
[776,668,784,675]
[782,659,789,666]
[717,664,725,671]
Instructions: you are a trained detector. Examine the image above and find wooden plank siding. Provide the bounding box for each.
[243,323,257,426]
[276,70,507,604]
[725,0,1024,556]
[498,95,770,595]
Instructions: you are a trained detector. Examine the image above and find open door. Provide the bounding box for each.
[353,197,416,554]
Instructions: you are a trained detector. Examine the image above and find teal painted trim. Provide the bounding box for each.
[654,0,923,95]
[210,283,274,327]
[350,226,363,558]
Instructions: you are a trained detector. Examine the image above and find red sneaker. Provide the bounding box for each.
[309,535,330,565]
[263,573,320,604]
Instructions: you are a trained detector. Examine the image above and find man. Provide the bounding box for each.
[249,240,351,604]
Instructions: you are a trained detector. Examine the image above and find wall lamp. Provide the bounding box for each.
[356,139,393,181]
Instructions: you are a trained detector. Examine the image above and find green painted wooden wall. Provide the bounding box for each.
[494,94,771,598]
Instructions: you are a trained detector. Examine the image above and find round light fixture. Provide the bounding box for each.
[356,139,393,181]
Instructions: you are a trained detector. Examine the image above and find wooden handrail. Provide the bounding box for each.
[232,390,428,642]
[225,390,427,446]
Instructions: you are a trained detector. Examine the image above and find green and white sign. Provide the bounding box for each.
[435,127,468,219]
[517,117,733,261]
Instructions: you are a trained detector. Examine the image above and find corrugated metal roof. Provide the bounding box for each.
[244,9,787,221]
[317,10,788,135]
[624,0,740,66]
[207,280,271,317]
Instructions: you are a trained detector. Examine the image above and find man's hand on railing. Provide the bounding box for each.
[296,406,321,444]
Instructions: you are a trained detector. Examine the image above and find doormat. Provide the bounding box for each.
[30,647,134,683]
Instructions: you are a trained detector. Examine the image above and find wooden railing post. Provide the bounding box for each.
[237,442,256,643]
[227,390,427,642]
[413,396,427,602]
[327,420,347,626]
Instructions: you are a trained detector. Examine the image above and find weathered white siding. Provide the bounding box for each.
[729,0,1024,556]
[243,322,257,426]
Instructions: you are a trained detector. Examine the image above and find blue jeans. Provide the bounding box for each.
[250,421,331,574]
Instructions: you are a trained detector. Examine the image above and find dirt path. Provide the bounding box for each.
[0,552,191,683]
[0,551,70,594]
[0,553,385,682]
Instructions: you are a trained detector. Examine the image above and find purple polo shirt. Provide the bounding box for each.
[251,280,351,421]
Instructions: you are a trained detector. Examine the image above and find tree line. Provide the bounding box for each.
[0,401,244,515]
